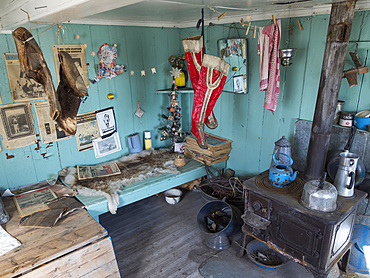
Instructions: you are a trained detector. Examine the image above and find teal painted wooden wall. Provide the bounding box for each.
[0,11,370,189]
[180,11,370,176]
[0,24,182,189]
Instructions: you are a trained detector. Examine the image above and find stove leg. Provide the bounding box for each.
[338,248,351,273]
[239,225,249,257]
[239,232,247,257]
[306,268,329,278]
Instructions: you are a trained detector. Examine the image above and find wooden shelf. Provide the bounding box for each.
[156,88,242,94]
[156,87,194,94]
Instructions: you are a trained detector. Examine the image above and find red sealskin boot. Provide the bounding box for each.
[191,54,230,149]
[182,35,218,130]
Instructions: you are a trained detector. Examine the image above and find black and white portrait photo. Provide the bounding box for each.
[0,104,34,139]
[233,75,245,93]
[96,107,116,137]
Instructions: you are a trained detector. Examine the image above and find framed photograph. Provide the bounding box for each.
[96,107,116,138]
[233,75,245,93]
[4,53,47,102]
[0,103,34,139]
[0,103,36,149]
[93,132,122,158]
[52,45,89,88]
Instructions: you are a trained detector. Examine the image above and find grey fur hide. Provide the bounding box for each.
[62,149,180,214]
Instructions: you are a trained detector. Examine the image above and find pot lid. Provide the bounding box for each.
[275,136,291,147]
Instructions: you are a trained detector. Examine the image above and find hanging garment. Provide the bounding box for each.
[182,35,218,129]
[56,51,88,136]
[191,54,230,149]
[12,27,61,120]
[258,19,281,112]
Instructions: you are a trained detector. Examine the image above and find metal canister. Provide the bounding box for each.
[270,136,292,167]
[339,111,354,127]
[333,100,345,125]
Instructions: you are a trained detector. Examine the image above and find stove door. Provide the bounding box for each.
[273,211,323,263]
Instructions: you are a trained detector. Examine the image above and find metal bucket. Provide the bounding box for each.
[197,200,242,250]
[349,224,370,274]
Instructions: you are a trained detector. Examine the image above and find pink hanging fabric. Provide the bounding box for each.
[258,19,281,112]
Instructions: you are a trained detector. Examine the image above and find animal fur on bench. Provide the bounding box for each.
[61,149,180,214]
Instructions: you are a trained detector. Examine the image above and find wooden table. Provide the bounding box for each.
[0,198,120,277]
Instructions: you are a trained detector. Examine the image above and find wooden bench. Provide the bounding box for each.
[75,158,225,222]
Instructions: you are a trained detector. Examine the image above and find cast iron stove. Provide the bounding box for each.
[240,170,367,278]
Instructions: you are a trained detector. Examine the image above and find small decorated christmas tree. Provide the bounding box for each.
[159,80,187,149]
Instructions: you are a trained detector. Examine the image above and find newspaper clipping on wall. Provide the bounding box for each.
[77,163,121,180]
[52,45,89,88]
[0,103,36,150]
[75,111,100,152]
[4,53,47,102]
[34,101,71,144]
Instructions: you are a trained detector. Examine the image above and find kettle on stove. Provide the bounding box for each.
[334,151,359,197]
[269,153,298,187]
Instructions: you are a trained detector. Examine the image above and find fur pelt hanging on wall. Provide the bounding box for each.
[61,149,179,214]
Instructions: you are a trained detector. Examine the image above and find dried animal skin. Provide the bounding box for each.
[58,51,87,97]
[56,51,88,136]
[12,27,60,120]
[65,149,179,214]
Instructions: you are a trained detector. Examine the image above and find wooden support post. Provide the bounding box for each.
[304,0,357,181]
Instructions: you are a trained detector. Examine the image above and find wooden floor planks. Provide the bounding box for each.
[100,190,206,278]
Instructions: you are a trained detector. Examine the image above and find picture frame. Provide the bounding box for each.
[95,107,116,138]
[52,45,89,88]
[0,103,36,150]
[93,132,122,158]
[0,103,34,140]
[4,53,47,102]
[233,75,245,93]
[217,38,248,94]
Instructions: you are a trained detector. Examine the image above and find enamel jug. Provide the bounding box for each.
[128,132,143,154]
[269,153,297,187]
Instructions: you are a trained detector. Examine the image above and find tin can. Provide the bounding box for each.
[333,100,345,125]
[144,131,152,150]
[339,111,354,127]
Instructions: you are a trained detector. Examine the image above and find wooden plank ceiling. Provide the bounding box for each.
[1,0,370,33]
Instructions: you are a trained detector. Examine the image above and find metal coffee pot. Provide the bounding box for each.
[270,136,292,168]
[334,152,359,197]
[269,153,298,187]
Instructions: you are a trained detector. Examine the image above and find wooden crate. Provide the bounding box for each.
[185,133,232,156]
[185,148,229,165]
[185,133,232,165]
